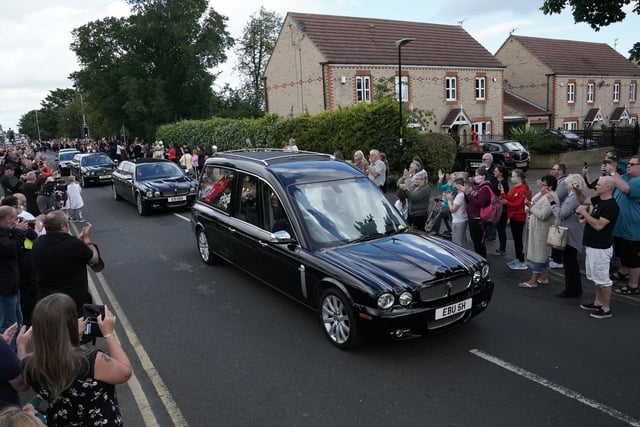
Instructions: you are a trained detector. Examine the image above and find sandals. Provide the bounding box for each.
[518,282,538,289]
[610,272,629,281]
[536,279,550,285]
[613,286,640,295]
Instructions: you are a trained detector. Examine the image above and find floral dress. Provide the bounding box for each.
[25,350,123,426]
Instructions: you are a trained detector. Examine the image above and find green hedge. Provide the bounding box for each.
[156,99,456,178]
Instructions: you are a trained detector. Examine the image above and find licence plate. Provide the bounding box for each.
[435,298,472,320]
[168,196,187,202]
[99,175,111,179]
[516,162,527,167]
[470,161,483,168]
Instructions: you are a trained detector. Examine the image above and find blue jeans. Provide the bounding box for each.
[0,293,23,348]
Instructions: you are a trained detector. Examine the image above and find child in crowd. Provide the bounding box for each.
[429,169,455,235]
[447,177,468,247]
[66,175,85,222]
[394,188,408,220]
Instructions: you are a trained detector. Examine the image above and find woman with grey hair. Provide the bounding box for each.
[397,160,422,192]
[399,170,431,231]
[549,174,587,297]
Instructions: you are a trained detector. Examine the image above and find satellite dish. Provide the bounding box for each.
[296,20,306,31]
[503,79,510,88]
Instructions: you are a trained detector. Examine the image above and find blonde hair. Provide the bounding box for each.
[564,174,586,193]
[68,175,76,183]
[0,406,44,427]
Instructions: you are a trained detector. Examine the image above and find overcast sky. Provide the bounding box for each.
[1,0,638,135]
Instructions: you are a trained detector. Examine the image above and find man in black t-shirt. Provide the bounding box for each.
[32,211,99,316]
[576,176,620,319]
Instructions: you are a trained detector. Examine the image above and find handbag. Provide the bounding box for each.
[547,225,568,249]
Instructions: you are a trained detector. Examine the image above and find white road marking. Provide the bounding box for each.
[89,272,188,426]
[470,349,640,426]
[173,212,191,222]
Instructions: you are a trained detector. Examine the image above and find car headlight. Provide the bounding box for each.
[377,293,394,310]
[154,191,161,197]
[189,187,196,194]
[146,191,153,198]
[399,292,412,306]
[481,264,490,279]
[473,270,481,283]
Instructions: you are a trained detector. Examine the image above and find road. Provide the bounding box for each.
[64,169,640,427]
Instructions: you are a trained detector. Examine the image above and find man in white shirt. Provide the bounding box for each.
[365,149,386,190]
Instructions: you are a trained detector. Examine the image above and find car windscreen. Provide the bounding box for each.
[504,142,527,151]
[82,155,113,166]
[136,162,184,180]
[60,152,78,161]
[290,177,407,248]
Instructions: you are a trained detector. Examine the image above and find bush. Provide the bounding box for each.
[510,127,567,154]
[411,133,458,182]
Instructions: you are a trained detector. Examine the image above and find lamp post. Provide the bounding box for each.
[395,37,415,144]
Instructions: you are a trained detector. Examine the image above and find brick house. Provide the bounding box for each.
[264,12,505,141]
[495,35,640,131]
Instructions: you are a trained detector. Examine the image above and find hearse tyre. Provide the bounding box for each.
[319,287,361,349]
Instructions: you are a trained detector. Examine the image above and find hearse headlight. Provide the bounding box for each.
[146,190,154,198]
[154,191,161,197]
[481,264,490,279]
[377,293,394,310]
[473,270,481,283]
[399,292,413,306]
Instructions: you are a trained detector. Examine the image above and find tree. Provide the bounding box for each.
[235,7,283,113]
[541,0,640,60]
[70,0,234,140]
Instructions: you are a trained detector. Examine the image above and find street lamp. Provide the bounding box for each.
[395,37,415,144]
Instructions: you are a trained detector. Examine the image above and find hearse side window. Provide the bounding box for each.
[235,173,260,226]
[198,166,234,214]
[261,184,292,235]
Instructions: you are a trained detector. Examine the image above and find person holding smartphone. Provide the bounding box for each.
[21,293,132,426]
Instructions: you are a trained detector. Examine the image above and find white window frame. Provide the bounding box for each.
[630,83,637,102]
[587,83,594,103]
[446,76,457,101]
[567,83,575,103]
[356,76,371,103]
[563,121,578,131]
[613,83,620,102]
[472,121,491,139]
[395,76,408,102]
[475,77,485,100]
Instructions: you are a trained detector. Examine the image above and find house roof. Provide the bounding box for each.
[610,106,630,121]
[508,35,640,76]
[584,108,604,123]
[504,89,550,117]
[286,12,504,68]
[441,108,472,127]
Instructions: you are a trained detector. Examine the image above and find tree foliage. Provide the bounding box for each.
[235,7,283,114]
[541,0,640,60]
[70,0,234,140]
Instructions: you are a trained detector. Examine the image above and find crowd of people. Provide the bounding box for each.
[0,142,132,425]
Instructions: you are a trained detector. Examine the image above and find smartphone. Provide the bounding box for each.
[82,304,105,337]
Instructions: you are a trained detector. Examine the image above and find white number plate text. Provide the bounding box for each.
[435,298,472,320]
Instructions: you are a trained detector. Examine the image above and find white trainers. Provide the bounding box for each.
[549,261,564,269]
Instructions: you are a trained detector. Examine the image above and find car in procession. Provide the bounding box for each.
[112,158,197,215]
[190,149,494,349]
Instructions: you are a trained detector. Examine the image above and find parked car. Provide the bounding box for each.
[454,140,531,173]
[55,149,80,175]
[191,150,494,349]
[69,153,116,187]
[112,158,197,215]
[545,129,593,150]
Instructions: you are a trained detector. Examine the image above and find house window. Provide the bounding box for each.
[446,76,457,101]
[613,83,620,102]
[395,76,408,102]
[587,83,595,103]
[567,83,575,103]
[356,76,371,103]
[630,83,637,102]
[563,121,578,131]
[472,121,491,139]
[475,77,485,100]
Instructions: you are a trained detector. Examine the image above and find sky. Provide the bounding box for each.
[1,0,638,135]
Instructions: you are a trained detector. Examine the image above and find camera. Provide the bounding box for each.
[82,304,105,337]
